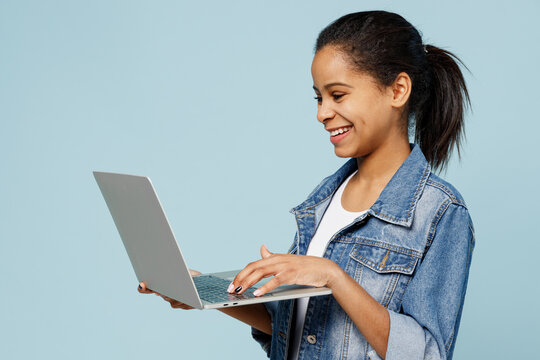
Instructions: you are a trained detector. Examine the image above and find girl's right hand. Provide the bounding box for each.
[137,269,201,310]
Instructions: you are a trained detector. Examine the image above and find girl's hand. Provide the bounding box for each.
[137,269,202,310]
[230,245,342,297]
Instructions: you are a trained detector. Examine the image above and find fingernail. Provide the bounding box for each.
[227,282,234,293]
[234,285,243,293]
[253,289,261,296]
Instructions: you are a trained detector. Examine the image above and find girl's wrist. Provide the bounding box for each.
[325,259,347,290]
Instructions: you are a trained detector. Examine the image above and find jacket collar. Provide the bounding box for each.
[289,144,431,228]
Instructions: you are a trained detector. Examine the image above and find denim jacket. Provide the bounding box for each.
[252,144,475,360]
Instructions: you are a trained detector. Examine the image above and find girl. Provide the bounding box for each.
[139,10,474,360]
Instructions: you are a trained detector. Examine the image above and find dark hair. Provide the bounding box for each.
[315,11,471,171]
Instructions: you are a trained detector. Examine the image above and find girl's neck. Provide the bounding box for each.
[353,138,411,187]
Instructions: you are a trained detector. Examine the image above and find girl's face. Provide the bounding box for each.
[311,46,408,159]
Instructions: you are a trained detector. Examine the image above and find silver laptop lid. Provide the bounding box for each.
[94,171,203,309]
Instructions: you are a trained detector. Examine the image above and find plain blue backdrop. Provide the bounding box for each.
[1,1,538,358]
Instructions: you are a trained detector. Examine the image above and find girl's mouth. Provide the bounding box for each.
[330,126,352,144]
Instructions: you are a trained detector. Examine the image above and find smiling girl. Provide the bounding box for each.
[139,10,474,360]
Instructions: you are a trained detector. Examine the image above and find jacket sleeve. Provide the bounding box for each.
[250,301,278,357]
[385,202,475,360]
[251,233,299,357]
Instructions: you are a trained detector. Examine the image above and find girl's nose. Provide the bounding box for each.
[317,101,335,123]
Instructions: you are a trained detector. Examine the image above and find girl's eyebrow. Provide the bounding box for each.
[313,82,353,92]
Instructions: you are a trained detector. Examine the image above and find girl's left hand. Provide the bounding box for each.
[138,269,202,310]
[230,245,342,296]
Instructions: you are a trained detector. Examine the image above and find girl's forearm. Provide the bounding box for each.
[218,303,272,335]
[328,265,390,359]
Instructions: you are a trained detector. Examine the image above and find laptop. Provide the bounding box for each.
[93,171,332,309]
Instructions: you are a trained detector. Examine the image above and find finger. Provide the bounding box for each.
[161,295,179,304]
[171,302,194,310]
[235,262,282,295]
[138,281,156,294]
[260,244,273,259]
[162,296,194,310]
[230,253,280,293]
[230,260,264,293]
[170,299,194,310]
[189,269,202,276]
[253,274,288,297]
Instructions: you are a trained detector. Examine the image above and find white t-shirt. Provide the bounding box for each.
[289,170,367,360]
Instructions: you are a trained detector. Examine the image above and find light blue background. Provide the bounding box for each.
[1,1,538,358]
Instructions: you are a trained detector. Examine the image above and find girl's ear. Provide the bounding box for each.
[390,72,412,108]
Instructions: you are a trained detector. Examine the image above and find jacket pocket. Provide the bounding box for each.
[348,239,422,309]
[349,240,420,275]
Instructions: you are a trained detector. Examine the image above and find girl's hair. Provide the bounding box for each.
[315,11,471,171]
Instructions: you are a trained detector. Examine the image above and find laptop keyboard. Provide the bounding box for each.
[193,275,271,303]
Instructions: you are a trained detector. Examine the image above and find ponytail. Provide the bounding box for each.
[315,11,472,171]
[415,45,471,171]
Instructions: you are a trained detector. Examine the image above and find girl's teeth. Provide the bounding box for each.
[331,127,351,136]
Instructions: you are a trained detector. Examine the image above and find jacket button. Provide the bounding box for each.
[306,334,317,344]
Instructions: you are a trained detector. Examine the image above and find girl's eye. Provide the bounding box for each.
[313,94,343,103]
